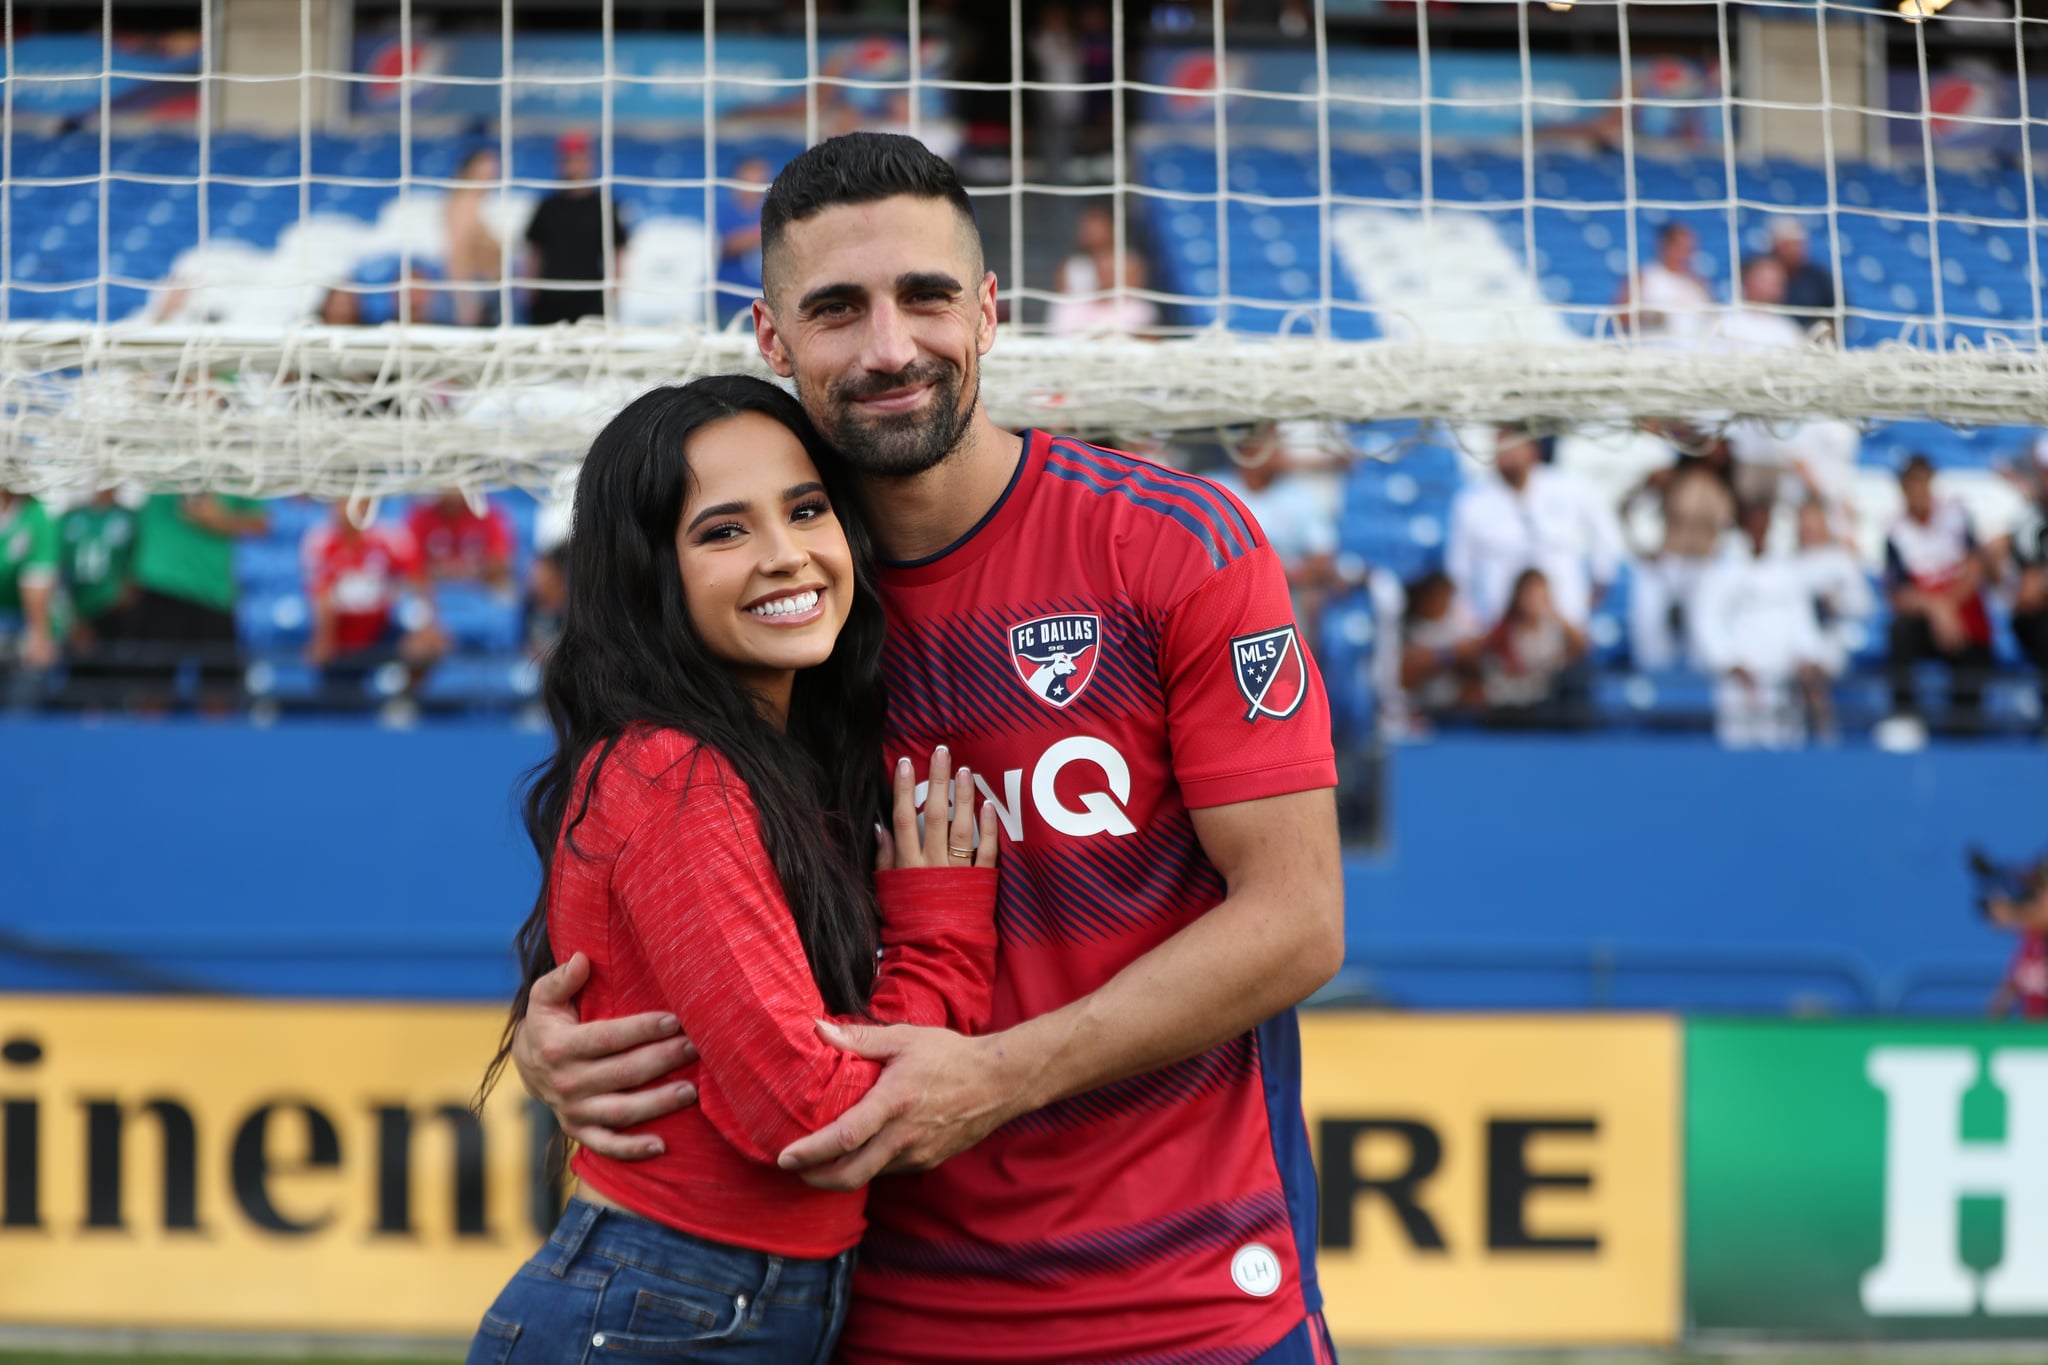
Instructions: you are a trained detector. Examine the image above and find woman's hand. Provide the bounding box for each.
[877,745,998,872]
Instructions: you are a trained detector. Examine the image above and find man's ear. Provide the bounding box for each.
[754,298,795,378]
[976,270,999,357]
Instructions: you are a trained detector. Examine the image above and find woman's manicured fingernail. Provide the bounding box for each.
[897,757,911,775]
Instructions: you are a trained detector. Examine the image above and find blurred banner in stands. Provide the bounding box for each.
[1139,47,1723,145]
[0,997,546,1335]
[1304,1015,1681,1346]
[1688,1020,2048,1340]
[6,34,203,123]
[349,31,950,124]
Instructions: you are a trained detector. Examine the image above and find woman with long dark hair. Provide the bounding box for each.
[467,374,998,1362]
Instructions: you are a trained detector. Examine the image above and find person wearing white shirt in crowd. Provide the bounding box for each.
[1447,427,1624,634]
[1691,501,1832,749]
[1619,442,1736,671]
[1714,256,1861,520]
[1619,222,1715,345]
[1210,422,1345,649]
[1794,500,1874,688]
[1885,455,1995,740]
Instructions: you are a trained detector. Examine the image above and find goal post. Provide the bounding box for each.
[3,0,2045,497]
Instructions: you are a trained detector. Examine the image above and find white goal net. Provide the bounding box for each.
[3,0,2046,496]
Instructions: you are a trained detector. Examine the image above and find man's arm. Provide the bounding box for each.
[773,785,1343,1191]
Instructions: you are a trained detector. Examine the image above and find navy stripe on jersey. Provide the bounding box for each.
[884,597,1166,740]
[1045,438,1259,569]
[859,1188,1291,1286]
[1001,1033,1255,1137]
[1049,437,1259,555]
[994,814,1223,946]
[1256,1012,1325,1317]
[1117,1347,1269,1365]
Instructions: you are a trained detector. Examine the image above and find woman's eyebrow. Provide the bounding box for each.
[784,481,826,501]
[686,499,748,532]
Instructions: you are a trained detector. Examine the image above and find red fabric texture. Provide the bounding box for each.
[551,727,998,1259]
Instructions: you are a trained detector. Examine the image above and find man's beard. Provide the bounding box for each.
[807,358,977,479]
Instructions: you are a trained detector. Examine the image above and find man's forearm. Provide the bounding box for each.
[982,882,1342,1121]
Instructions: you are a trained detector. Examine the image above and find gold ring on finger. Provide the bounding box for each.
[947,843,974,860]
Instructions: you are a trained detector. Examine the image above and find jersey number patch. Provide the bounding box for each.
[1008,613,1102,709]
[1231,626,1307,722]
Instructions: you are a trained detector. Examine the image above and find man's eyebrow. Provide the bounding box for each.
[899,271,963,295]
[685,499,747,532]
[796,281,864,313]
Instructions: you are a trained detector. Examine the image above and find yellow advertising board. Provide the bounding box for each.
[1301,1013,1682,1345]
[0,999,1680,1344]
[0,996,539,1334]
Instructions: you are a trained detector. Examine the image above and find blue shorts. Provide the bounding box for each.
[466,1196,857,1365]
[1249,1311,1340,1365]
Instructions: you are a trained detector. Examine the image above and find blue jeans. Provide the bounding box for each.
[466,1197,857,1364]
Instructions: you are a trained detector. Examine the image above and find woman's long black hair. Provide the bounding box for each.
[481,374,888,1101]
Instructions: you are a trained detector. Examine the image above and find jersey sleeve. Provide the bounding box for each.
[612,762,993,1166]
[868,867,999,1034]
[1159,543,1338,810]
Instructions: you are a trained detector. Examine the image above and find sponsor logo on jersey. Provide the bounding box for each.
[1230,625,1307,722]
[1231,1242,1283,1297]
[1007,613,1102,709]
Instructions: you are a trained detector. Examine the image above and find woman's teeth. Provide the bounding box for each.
[749,590,819,618]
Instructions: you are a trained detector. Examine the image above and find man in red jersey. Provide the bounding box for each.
[512,134,1345,1364]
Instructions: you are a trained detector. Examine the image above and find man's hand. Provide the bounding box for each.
[776,1020,1016,1192]
[512,951,701,1160]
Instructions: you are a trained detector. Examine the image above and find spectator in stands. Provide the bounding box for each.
[303,504,447,712]
[1691,501,1831,749]
[123,492,269,711]
[716,157,773,326]
[1620,440,1737,671]
[1481,568,1588,722]
[58,487,137,654]
[1210,423,1342,650]
[1796,499,1874,733]
[1029,3,1085,183]
[1448,425,1623,635]
[0,483,61,673]
[1999,439,2048,727]
[1056,207,1114,298]
[525,131,630,326]
[1884,455,1994,735]
[445,147,506,327]
[1049,250,1158,337]
[407,491,516,593]
[1769,217,1837,338]
[1618,221,1714,344]
[1716,258,1859,517]
[1398,569,1487,723]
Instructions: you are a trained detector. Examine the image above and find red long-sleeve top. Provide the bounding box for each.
[550,726,999,1258]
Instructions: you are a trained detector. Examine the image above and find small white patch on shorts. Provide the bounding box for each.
[1231,1241,1283,1298]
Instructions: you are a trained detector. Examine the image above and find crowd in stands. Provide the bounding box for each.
[0,481,561,724]
[5,413,2047,744]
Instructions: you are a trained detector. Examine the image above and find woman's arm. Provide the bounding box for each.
[612,751,994,1167]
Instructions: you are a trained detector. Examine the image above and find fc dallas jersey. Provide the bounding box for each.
[841,430,1338,1365]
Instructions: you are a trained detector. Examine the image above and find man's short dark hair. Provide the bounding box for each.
[760,132,981,298]
[1901,453,1936,482]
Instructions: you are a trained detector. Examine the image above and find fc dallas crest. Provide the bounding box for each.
[1007,613,1101,708]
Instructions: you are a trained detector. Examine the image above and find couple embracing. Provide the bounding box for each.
[469,133,1346,1365]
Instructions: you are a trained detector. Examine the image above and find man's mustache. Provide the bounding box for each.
[830,361,958,405]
